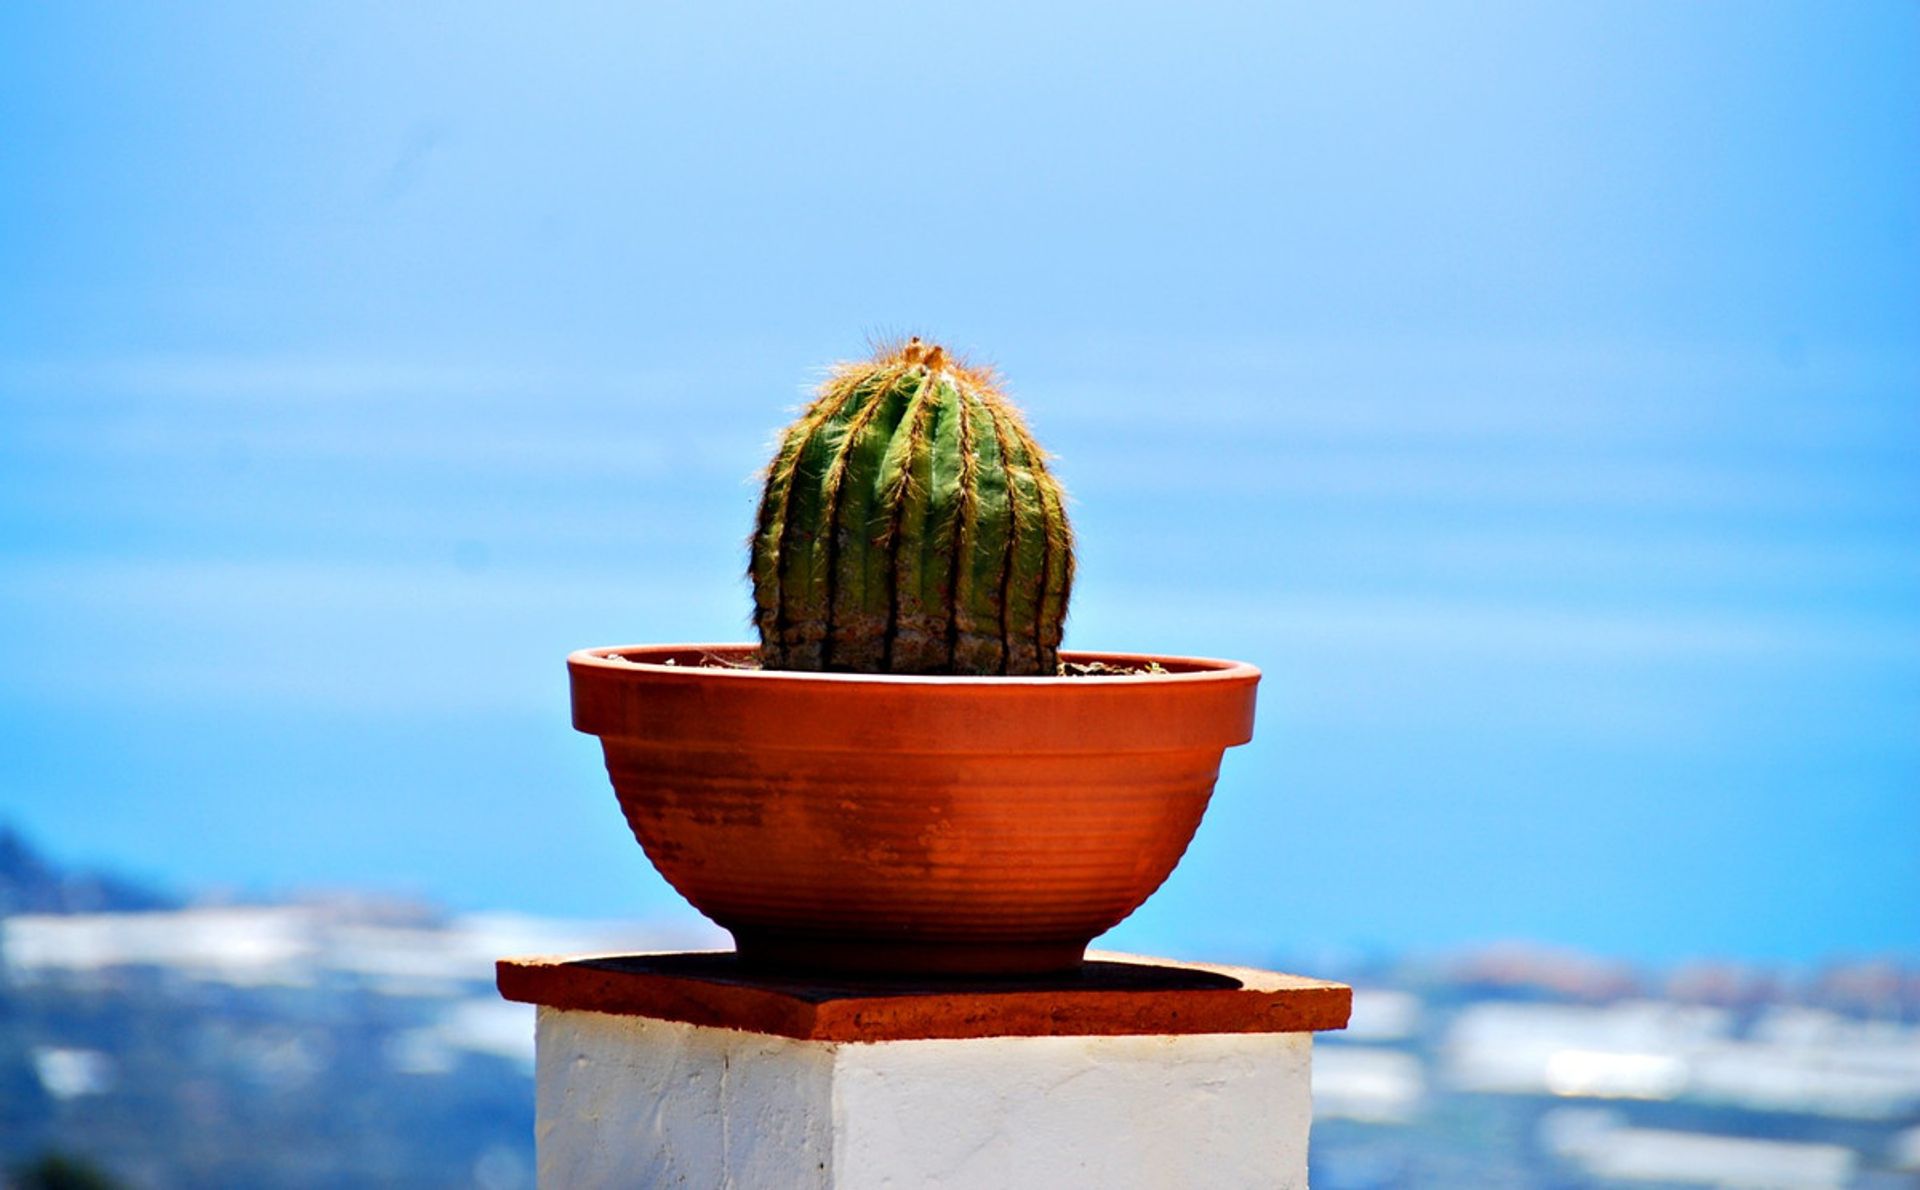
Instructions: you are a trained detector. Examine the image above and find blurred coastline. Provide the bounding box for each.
[3,828,1916,1188]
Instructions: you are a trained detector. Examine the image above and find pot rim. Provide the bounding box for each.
[570,643,1261,753]
[568,643,1261,687]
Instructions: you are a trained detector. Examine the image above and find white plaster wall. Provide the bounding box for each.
[536,1008,834,1188]
[832,1032,1312,1190]
[535,1009,1314,1189]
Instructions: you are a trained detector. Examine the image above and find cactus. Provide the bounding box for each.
[750,338,1074,675]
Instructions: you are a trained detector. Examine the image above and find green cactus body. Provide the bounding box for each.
[751,339,1074,675]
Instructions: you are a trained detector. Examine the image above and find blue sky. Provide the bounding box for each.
[2,2,1915,964]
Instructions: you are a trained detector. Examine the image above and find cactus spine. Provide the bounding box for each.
[751,338,1073,675]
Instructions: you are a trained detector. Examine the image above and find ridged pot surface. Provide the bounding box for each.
[569,644,1259,977]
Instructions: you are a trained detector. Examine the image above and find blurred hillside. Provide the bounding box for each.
[1,830,1915,1189]
[0,832,174,918]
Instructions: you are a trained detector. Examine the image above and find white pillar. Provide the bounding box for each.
[500,952,1349,1190]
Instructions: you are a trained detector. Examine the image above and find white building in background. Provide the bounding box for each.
[1443,999,1920,1121]
[0,904,726,991]
[0,903,728,1079]
[1542,1108,1857,1189]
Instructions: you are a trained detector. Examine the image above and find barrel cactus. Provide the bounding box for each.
[750,338,1074,675]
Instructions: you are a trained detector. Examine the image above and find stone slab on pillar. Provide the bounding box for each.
[498,950,1351,1190]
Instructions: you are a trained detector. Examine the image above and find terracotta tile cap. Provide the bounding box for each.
[496,950,1351,1043]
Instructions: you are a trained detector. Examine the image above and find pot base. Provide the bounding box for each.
[731,930,1090,979]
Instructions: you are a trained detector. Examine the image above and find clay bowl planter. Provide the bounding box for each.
[569,643,1259,978]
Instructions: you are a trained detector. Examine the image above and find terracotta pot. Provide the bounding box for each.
[569,644,1259,977]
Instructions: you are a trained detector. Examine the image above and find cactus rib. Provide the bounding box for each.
[750,338,1073,675]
